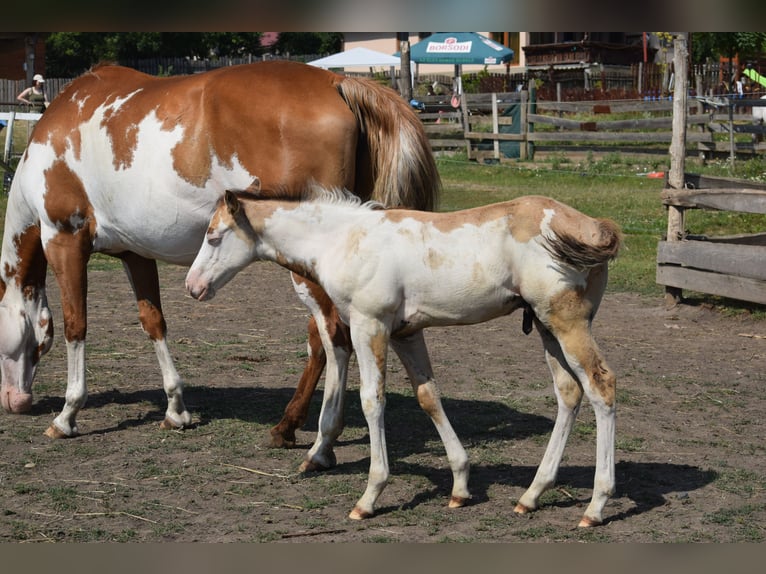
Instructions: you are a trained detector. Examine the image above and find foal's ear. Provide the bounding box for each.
[224,190,241,216]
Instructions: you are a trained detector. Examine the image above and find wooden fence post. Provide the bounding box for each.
[3,110,15,163]
[665,33,689,306]
[527,79,536,160]
[519,90,528,161]
[491,93,500,160]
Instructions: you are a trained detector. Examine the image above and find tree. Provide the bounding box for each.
[44,32,269,77]
[691,32,766,86]
[272,33,342,56]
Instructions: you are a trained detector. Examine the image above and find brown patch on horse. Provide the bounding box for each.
[415,382,443,426]
[4,225,48,296]
[136,299,166,341]
[43,160,96,236]
[382,202,520,235]
[547,287,615,407]
[43,230,90,342]
[295,277,353,352]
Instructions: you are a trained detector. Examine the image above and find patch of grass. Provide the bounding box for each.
[616,436,646,452]
[704,504,766,541]
[714,467,766,497]
[47,485,79,512]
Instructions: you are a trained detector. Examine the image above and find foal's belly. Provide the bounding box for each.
[394,289,523,336]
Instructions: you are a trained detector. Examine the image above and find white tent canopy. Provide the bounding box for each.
[307,46,401,69]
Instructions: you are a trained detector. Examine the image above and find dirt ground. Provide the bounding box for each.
[0,261,764,542]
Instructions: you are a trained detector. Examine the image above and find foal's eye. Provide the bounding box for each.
[207,235,222,247]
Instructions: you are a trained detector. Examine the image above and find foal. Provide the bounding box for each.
[186,186,621,527]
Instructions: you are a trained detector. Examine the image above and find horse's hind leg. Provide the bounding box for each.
[390,331,471,508]
[119,252,191,430]
[268,315,326,448]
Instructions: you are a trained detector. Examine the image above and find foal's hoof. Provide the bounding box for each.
[349,506,374,520]
[298,458,331,473]
[298,451,336,473]
[448,496,469,508]
[513,502,533,515]
[578,516,603,528]
[44,425,73,439]
[159,417,184,430]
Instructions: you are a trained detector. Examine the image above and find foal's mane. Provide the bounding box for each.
[225,181,384,211]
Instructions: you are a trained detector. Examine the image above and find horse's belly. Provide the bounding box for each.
[91,195,216,264]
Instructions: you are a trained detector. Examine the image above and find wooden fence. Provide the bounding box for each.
[657,174,766,305]
[418,90,766,161]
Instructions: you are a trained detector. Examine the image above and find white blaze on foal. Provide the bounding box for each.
[186,186,622,527]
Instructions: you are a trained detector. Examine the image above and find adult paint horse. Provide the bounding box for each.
[0,61,439,440]
[185,185,621,527]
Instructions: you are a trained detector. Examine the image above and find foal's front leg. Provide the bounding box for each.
[288,275,352,470]
[348,316,391,520]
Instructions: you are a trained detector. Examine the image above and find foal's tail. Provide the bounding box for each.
[545,217,622,270]
[336,76,441,211]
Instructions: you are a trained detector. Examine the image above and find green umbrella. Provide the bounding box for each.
[401,32,514,95]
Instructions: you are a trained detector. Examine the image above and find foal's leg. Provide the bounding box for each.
[514,323,583,516]
[390,331,470,508]
[43,232,90,438]
[119,252,191,430]
[288,275,353,470]
[348,316,391,520]
[517,290,616,527]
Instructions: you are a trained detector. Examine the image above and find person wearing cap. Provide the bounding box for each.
[17,74,49,113]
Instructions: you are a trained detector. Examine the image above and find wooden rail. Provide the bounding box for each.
[657,175,766,305]
[422,92,766,161]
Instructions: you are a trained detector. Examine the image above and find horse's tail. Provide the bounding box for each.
[336,76,441,211]
[544,217,622,270]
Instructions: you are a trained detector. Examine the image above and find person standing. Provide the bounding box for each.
[17,74,49,113]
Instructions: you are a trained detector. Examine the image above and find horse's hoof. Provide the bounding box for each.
[513,502,533,515]
[267,428,296,449]
[44,425,72,439]
[349,506,373,520]
[448,495,469,508]
[578,516,603,528]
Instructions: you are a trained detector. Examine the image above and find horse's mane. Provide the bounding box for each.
[226,180,385,211]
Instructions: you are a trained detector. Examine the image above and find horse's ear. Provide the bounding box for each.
[224,190,241,216]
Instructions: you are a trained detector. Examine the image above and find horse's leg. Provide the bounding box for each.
[268,315,326,448]
[348,316,391,520]
[288,275,352,469]
[390,331,470,508]
[42,232,90,438]
[119,252,191,430]
[516,286,616,527]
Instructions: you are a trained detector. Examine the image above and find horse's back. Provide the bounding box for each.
[15,61,365,262]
